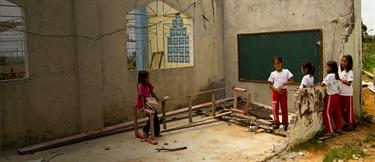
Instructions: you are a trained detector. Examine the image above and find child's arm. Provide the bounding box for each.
[282,70,294,88]
[296,84,306,91]
[151,90,160,101]
[287,77,294,85]
[140,95,146,112]
[140,95,154,114]
[341,71,353,86]
[320,79,327,86]
[268,81,275,90]
[280,77,294,89]
[341,80,352,86]
[283,77,294,86]
[269,82,281,94]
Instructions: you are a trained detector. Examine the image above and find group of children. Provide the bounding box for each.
[135,55,356,141]
[268,55,355,136]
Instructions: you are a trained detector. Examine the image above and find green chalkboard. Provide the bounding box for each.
[238,29,322,83]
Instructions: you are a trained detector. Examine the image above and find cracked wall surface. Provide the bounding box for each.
[288,87,325,148]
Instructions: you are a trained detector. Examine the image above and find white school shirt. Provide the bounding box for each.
[338,69,354,96]
[268,69,294,89]
[322,73,339,95]
[299,74,314,89]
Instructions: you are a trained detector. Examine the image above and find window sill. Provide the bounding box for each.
[128,65,195,72]
[0,77,31,83]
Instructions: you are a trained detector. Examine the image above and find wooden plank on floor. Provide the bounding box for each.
[363,70,374,78]
[18,98,234,155]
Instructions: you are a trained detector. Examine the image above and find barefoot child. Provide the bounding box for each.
[268,56,294,131]
[339,55,355,131]
[321,61,342,136]
[297,61,314,90]
[136,71,161,141]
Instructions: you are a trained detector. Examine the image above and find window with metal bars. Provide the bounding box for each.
[0,0,27,80]
[126,1,193,70]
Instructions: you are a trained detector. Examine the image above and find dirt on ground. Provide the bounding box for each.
[292,88,375,162]
[363,88,375,117]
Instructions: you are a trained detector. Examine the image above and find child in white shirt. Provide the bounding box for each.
[298,61,315,90]
[268,56,293,131]
[321,61,342,136]
[339,55,355,131]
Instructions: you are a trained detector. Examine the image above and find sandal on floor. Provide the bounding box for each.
[323,132,336,137]
[335,130,344,135]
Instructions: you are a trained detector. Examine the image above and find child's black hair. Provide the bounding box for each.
[341,54,353,72]
[272,56,283,64]
[302,61,315,76]
[138,70,149,85]
[327,61,339,80]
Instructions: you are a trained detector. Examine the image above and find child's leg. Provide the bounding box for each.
[340,96,349,124]
[349,96,355,125]
[272,91,280,125]
[332,95,342,131]
[344,96,355,126]
[143,114,150,136]
[133,107,142,138]
[153,108,161,135]
[280,90,288,125]
[323,96,334,133]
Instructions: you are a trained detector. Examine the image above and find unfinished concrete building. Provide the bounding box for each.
[0,0,362,159]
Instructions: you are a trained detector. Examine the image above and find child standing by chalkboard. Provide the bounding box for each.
[268,56,294,131]
[297,61,315,90]
[321,61,342,136]
[339,55,355,131]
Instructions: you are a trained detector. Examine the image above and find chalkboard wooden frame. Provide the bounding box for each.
[237,29,323,83]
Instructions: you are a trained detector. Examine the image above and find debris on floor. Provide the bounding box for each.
[217,108,287,137]
[267,151,305,162]
[24,159,44,162]
[155,146,187,152]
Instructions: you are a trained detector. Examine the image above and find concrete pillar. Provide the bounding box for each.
[73,0,104,131]
[353,0,362,119]
[135,6,149,69]
[343,0,362,120]
[0,84,2,153]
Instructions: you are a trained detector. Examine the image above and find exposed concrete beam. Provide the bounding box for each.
[6,0,25,7]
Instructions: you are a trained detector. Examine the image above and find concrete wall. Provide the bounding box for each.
[223,0,362,116]
[0,0,81,149]
[91,0,224,126]
[0,0,224,149]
